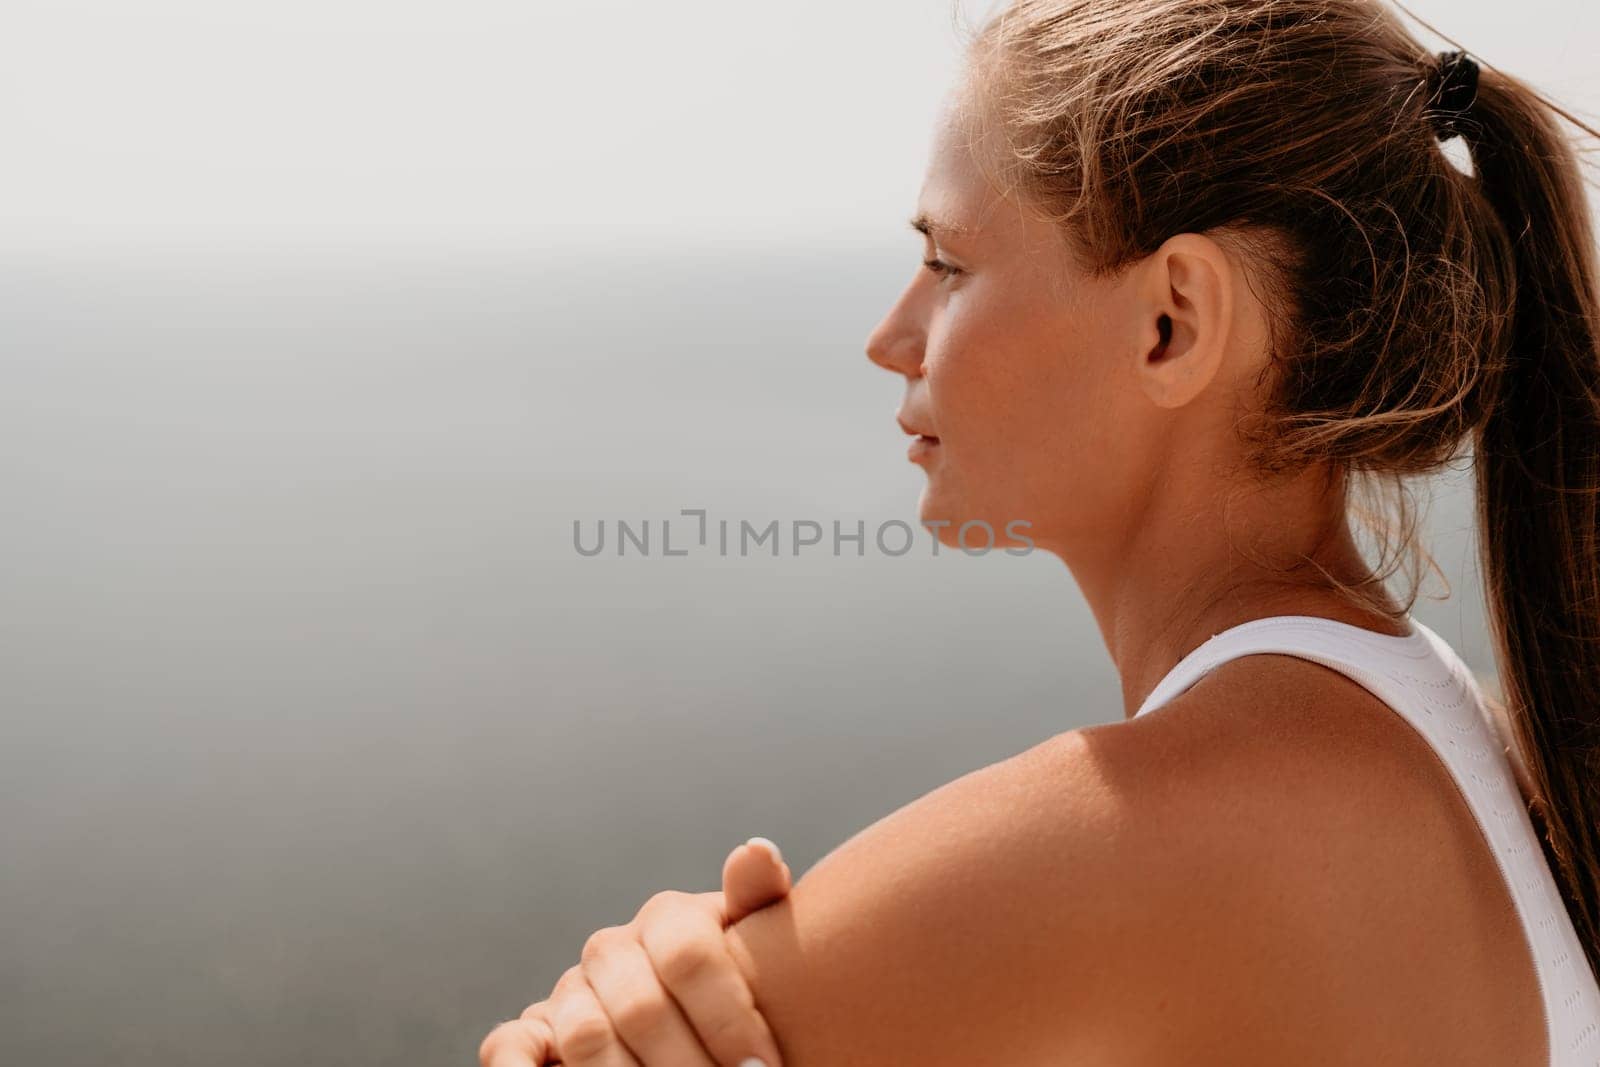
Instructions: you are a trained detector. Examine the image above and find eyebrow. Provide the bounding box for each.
[908,212,974,239]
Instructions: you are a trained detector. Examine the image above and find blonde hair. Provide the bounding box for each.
[956,0,1600,976]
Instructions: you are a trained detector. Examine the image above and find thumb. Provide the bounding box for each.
[721,836,792,924]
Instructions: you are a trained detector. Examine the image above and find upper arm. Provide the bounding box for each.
[719,728,1162,1065]
[717,669,1409,1067]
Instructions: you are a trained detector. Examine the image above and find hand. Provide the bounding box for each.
[479,837,793,1067]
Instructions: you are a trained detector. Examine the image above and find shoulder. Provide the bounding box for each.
[722,724,1150,1064]
[1098,654,1519,1060]
[723,655,1471,1065]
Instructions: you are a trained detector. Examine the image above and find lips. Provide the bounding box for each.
[898,412,942,466]
[896,414,940,444]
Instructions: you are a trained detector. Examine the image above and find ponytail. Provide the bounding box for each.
[962,0,1600,975]
[1466,64,1600,977]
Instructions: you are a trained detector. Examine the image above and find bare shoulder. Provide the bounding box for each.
[721,723,1161,1065]
[1107,653,1544,1065]
[717,688,1324,1065]
[724,655,1540,1066]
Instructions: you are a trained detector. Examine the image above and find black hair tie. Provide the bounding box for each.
[1427,50,1480,140]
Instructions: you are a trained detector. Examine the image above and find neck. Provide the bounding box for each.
[1044,463,1408,720]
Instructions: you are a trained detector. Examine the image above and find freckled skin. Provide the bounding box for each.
[696,83,1546,1066]
[863,86,1383,677]
[503,78,1547,1067]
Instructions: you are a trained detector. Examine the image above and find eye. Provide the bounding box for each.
[922,256,963,280]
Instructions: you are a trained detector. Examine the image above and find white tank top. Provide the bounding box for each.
[1132,613,1600,1066]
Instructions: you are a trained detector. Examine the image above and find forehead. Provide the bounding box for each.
[914,99,1070,267]
[915,101,999,236]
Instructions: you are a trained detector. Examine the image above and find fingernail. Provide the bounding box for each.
[739,1059,769,1067]
[746,836,783,865]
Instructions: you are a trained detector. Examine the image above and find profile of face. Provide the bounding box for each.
[864,86,1260,561]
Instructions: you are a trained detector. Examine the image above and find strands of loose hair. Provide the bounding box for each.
[956,0,1600,979]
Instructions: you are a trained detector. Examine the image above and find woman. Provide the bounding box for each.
[482,0,1600,1062]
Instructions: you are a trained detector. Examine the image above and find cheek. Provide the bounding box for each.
[925,306,1039,435]
[931,332,1132,525]
[933,334,1088,458]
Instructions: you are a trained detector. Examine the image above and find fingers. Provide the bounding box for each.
[635,891,786,1067]
[722,838,792,923]
[479,1014,555,1067]
[579,926,716,1066]
[483,854,789,1067]
[546,965,645,1067]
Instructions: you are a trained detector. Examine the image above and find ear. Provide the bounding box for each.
[1131,233,1235,410]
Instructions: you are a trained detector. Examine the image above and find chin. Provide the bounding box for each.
[916,490,1038,555]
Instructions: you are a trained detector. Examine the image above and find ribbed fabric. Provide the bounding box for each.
[1133,614,1600,1065]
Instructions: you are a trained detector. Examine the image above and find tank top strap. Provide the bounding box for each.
[1130,612,1600,1067]
[1133,613,1439,721]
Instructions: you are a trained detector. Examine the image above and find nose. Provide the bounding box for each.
[864,282,926,378]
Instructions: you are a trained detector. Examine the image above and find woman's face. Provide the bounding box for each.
[864,98,1156,557]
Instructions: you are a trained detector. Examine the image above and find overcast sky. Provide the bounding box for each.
[2,0,1596,250]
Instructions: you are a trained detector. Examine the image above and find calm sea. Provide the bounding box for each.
[0,242,1491,1064]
